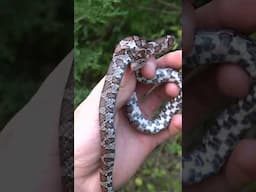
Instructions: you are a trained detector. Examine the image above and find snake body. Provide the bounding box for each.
[98,30,256,191]
[99,35,182,192]
[183,30,256,184]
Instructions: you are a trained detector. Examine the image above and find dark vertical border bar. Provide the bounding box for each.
[182,0,256,191]
[0,0,74,191]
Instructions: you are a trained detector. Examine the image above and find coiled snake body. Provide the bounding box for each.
[99,30,256,191]
[183,30,256,184]
[99,35,182,192]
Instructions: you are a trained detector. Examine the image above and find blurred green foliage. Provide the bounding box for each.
[75,0,181,191]
[75,0,181,106]
[0,0,73,129]
[120,137,182,192]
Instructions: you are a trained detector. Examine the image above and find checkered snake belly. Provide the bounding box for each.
[183,30,256,184]
[98,30,256,191]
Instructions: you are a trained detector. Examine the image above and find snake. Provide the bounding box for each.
[99,35,182,192]
[97,29,256,191]
[183,30,256,184]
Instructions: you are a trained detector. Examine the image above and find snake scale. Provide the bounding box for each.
[98,30,256,191]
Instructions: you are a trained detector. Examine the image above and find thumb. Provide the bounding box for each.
[116,68,136,109]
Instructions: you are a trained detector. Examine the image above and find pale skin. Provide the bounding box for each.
[183,0,256,191]
[74,51,182,192]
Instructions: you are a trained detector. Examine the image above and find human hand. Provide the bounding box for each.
[183,1,256,191]
[74,51,182,192]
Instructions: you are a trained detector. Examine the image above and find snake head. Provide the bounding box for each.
[115,36,147,52]
[147,35,176,54]
[114,35,175,71]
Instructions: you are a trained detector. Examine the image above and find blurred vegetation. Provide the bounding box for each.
[74,0,182,105]
[120,138,182,192]
[75,0,181,191]
[0,0,73,129]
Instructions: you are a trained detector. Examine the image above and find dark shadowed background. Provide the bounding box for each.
[0,0,73,129]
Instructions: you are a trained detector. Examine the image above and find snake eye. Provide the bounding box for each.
[137,49,147,58]
[166,35,176,47]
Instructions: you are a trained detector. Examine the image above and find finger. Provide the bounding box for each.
[216,0,256,34]
[216,63,250,98]
[166,83,182,134]
[185,139,256,191]
[117,68,136,108]
[135,83,181,139]
[135,83,170,118]
[183,138,256,192]
[225,139,256,190]
[117,50,181,113]
[137,71,181,113]
[118,50,181,109]
[140,50,182,80]
[183,62,251,132]
[146,114,182,149]
[156,50,182,69]
[168,114,182,135]
[140,55,157,79]
[195,0,222,30]
[183,65,226,132]
[195,0,256,34]
[165,82,180,97]
[196,0,256,34]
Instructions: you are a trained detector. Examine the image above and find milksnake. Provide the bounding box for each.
[99,35,182,192]
[183,30,256,184]
[99,30,256,191]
